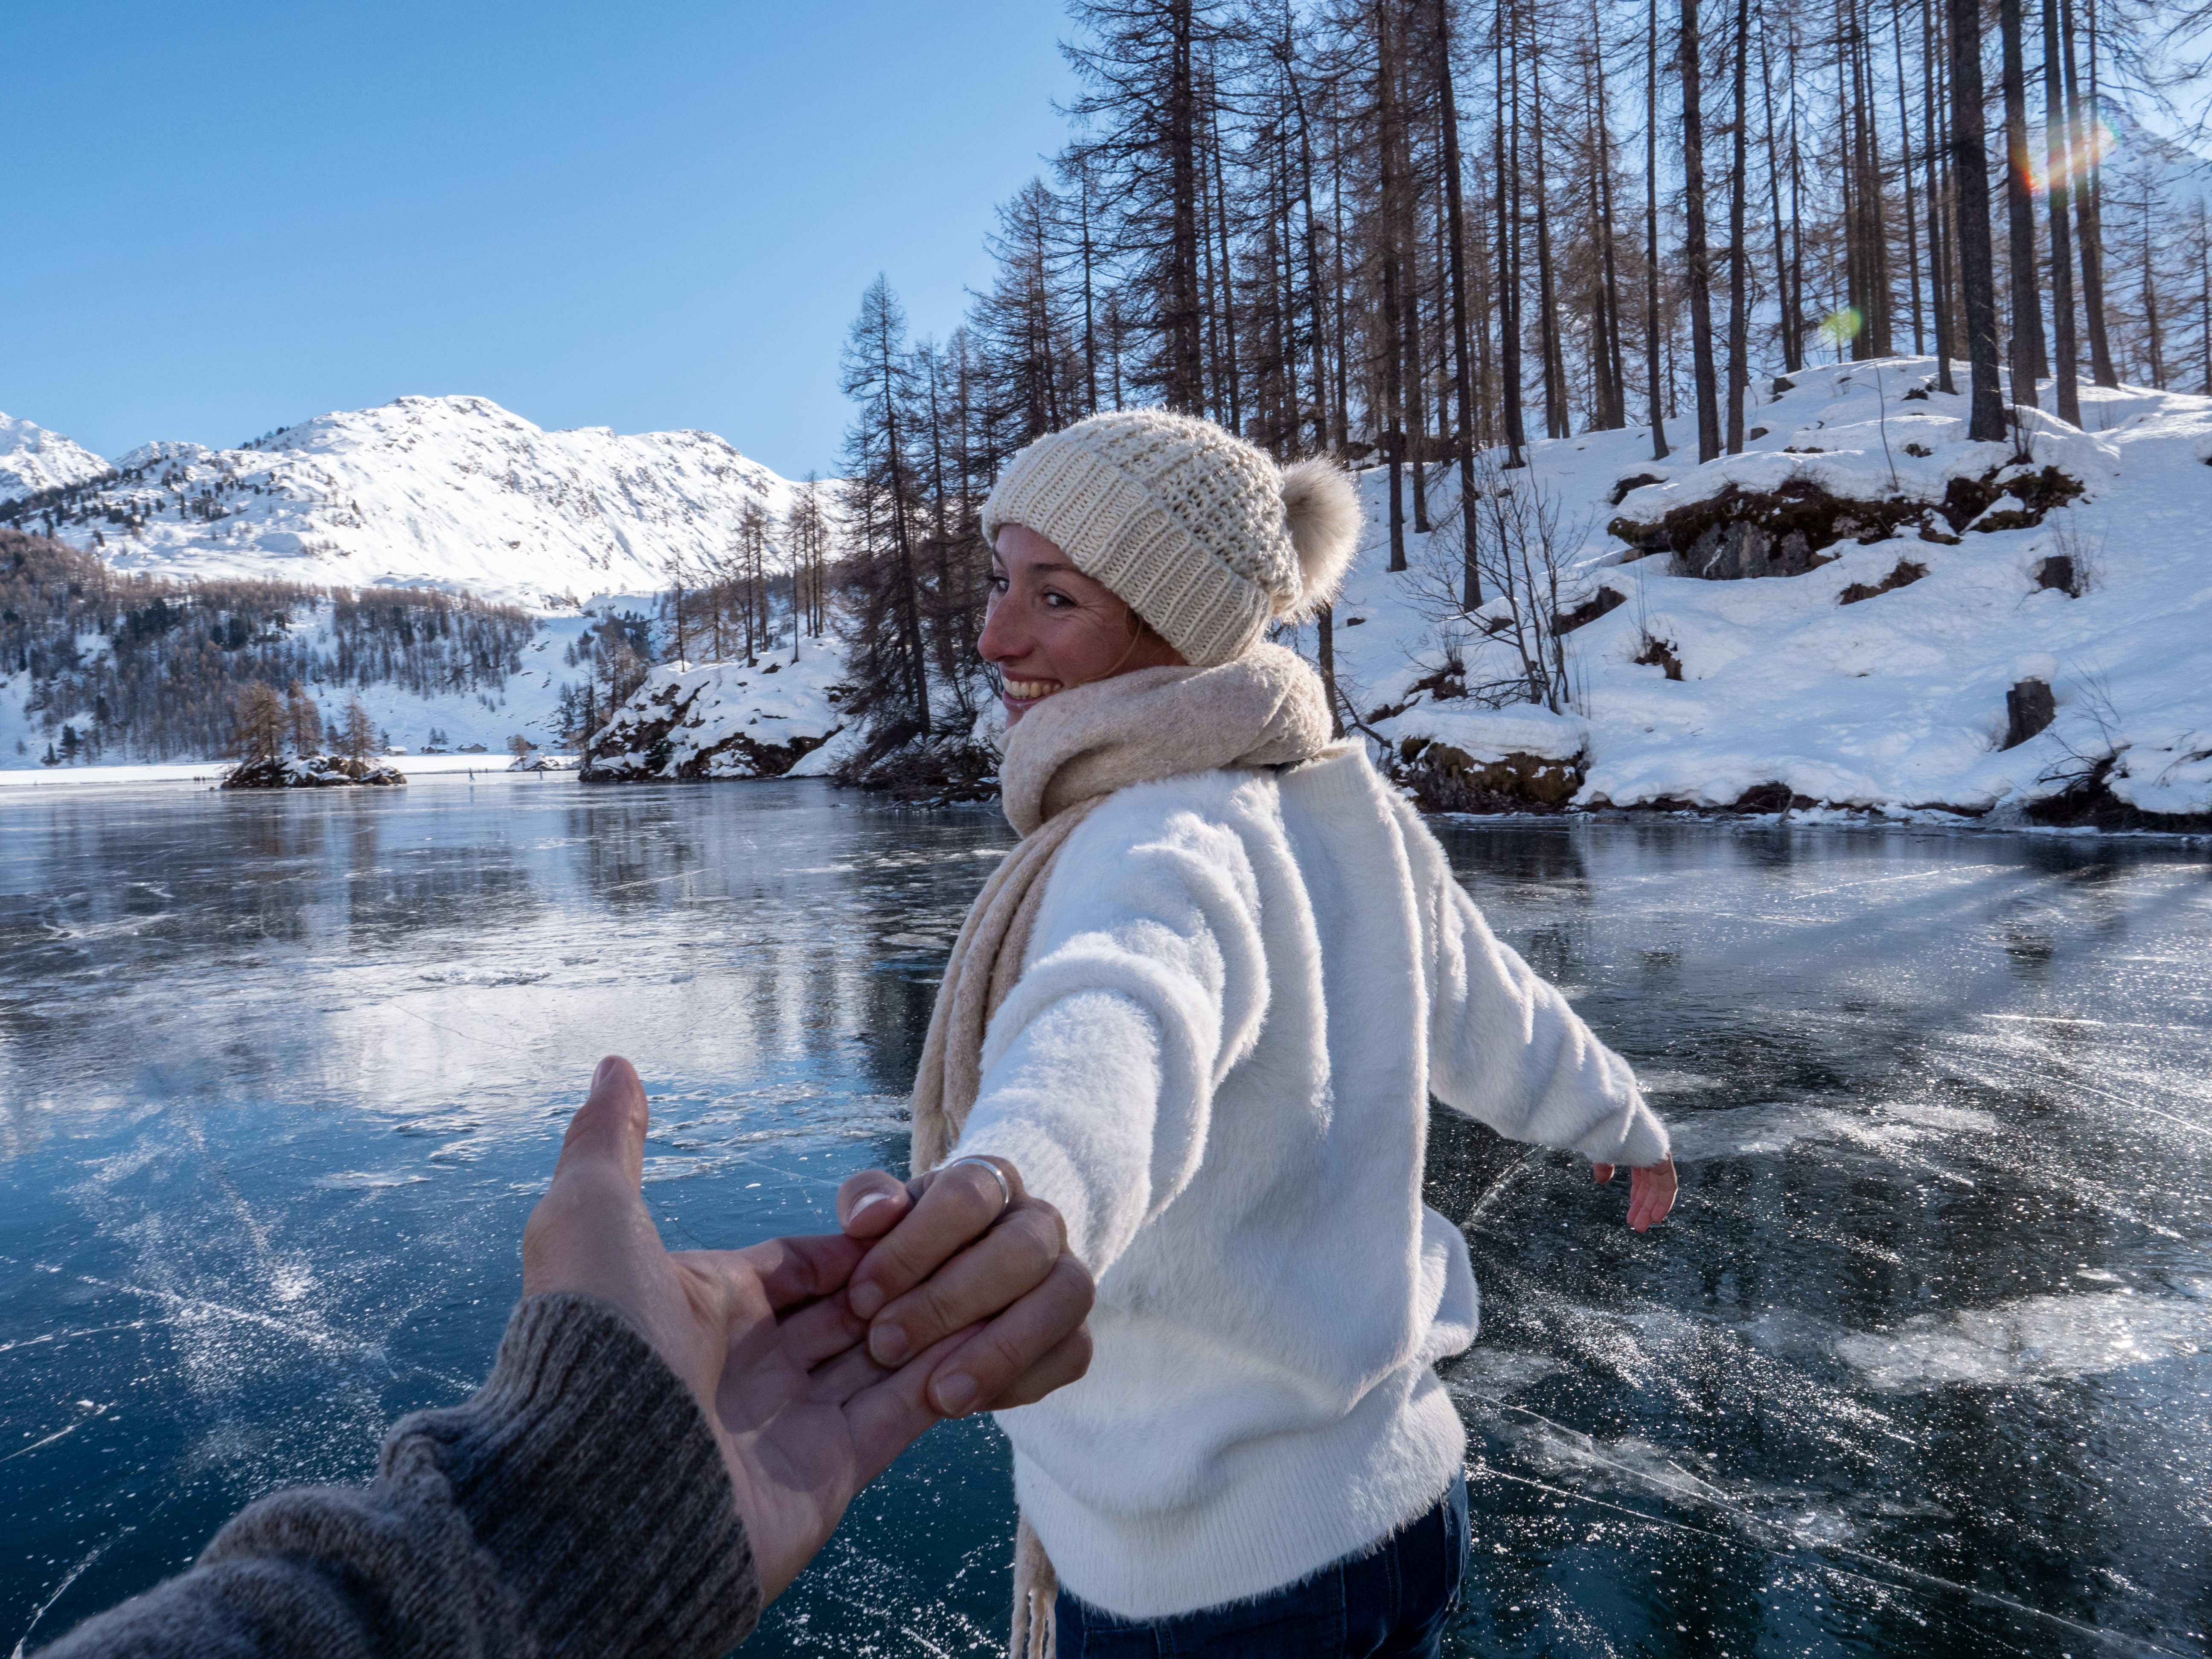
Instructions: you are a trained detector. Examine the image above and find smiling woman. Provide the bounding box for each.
[980,526,1186,721]
[835,409,1677,1659]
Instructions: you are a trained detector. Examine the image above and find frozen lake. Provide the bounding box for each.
[3,775,2208,1657]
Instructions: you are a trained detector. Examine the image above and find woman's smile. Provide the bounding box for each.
[1002,677,1062,704]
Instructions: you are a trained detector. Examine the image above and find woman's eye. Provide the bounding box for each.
[1043,591,1072,609]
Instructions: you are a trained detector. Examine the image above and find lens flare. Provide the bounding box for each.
[1819,308,1863,347]
[2020,98,2123,196]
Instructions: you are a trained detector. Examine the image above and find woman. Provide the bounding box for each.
[841,410,1677,1658]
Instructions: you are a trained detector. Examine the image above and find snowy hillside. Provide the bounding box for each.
[15,395,812,611]
[582,654,851,782]
[1298,358,2212,827]
[0,411,111,501]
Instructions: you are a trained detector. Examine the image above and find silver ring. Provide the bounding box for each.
[946,1155,1011,1215]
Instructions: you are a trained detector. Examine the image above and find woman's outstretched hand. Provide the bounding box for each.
[521,1058,1091,1603]
[837,1157,1094,1419]
[1592,1155,1679,1231]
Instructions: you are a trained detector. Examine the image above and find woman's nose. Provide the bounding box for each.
[977,595,1022,664]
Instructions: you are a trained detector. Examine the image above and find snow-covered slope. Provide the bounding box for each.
[583,654,850,781]
[1298,359,2212,826]
[0,412,111,501]
[27,396,812,611]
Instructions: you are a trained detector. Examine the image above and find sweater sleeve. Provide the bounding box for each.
[1395,800,1669,1169]
[36,1294,763,1659]
[952,792,1270,1275]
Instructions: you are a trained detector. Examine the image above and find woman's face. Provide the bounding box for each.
[979,524,1186,725]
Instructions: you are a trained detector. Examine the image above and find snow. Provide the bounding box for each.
[1298,358,2212,822]
[32,394,816,611]
[585,652,850,780]
[0,411,111,501]
[0,600,627,770]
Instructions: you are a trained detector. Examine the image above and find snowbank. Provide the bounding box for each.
[583,655,848,781]
[1292,359,2212,828]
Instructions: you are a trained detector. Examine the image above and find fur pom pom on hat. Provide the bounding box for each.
[981,410,1361,668]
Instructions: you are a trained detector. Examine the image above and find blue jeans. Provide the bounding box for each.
[1054,1472,1469,1658]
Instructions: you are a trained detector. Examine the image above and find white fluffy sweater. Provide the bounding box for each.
[953,742,1668,1619]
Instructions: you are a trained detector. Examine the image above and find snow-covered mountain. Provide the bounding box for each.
[1301,358,2212,827]
[0,411,112,501]
[19,395,815,611]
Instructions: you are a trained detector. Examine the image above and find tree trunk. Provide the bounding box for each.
[1926,0,1957,390]
[1725,0,1751,453]
[2042,0,2081,423]
[1948,0,2007,440]
[2064,0,2116,387]
[1435,0,1484,604]
[2000,0,2045,403]
[1892,0,1925,355]
[1681,0,1722,459]
[1531,34,1569,441]
[1289,61,1335,455]
[1377,0,1408,567]
[1210,84,1243,431]
[1644,0,1670,457]
[1759,15,1797,373]
[1497,2,1528,465]
[1167,0,1205,413]
[1398,37,1432,530]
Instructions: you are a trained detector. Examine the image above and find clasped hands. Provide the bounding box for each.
[521,1057,1093,1601]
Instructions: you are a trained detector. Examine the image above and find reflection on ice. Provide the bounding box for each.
[1834,1288,2212,1390]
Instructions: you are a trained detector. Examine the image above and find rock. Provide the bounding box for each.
[1398,740,1586,813]
[1609,464,2090,584]
[222,755,406,788]
[2002,678,2056,751]
[1838,559,1928,605]
[1553,585,1627,635]
[2035,554,2076,593]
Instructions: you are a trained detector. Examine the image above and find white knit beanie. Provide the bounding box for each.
[980,410,1362,667]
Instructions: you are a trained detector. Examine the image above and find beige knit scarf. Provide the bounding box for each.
[905,642,1334,1658]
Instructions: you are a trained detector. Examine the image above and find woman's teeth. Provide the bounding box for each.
[1004,679,1059,701]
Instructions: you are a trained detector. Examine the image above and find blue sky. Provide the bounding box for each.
[2,1,1079,479]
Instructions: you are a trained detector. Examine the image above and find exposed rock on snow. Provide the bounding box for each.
[1374,705,1589,813]
[581,657,848,782]
[221,755,406,788]
[0,412,113,503]
[15,395,813,611]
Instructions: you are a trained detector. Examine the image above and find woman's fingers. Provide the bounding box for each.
[838,1169,919,1240]
[845,1157,1036,1321]
[862,1202,1066,1367]
[1592,1161,1616,1185]
[838,1327,987,1484]
[1626,1158,1679,1231]
[977,1326,1095,1413]
[923,1253,1096,1416]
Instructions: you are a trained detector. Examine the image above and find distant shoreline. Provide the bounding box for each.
[0,753,571,790]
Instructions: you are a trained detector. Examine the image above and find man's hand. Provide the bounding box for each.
[1592,1155,1678,1231]
[837,1157,1094,1418]
[520,1057,1092,1602]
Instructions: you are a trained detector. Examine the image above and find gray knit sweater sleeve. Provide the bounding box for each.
[37,1293,763,1659]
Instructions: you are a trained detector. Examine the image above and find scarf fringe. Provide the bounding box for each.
[1010,1511,1058,1659]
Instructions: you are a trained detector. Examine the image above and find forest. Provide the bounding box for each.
[831,0,2208,757]
[0,530,537,763]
